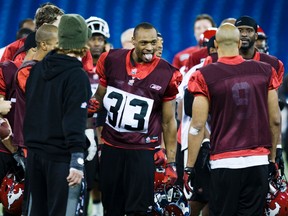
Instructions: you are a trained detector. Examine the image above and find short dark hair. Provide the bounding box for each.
[18,18,34,29]
[133,22,156,38]
[194,14,217,27]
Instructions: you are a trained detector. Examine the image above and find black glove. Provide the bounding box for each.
[183,167,196,195]
[268,161,278,181]
[13,148,26,172]
[275,147,284,176]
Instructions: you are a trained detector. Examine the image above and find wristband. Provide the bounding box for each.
[70,152,84,171]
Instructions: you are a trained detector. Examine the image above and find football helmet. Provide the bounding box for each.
[199,28,217,47]
[154,166,165,190]
[257,25,267,39]
[152,185,190,216]
[85,16,110,38]
[264,175,288,216]
[256,25,269,54]
[0,170,25,215]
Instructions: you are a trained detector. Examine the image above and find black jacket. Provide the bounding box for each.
[24,51,92,163]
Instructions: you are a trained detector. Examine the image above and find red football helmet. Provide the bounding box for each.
[199,28,217,47]
[0,171,25,215]
[154,166,165,190]
[152,185,190,216]
[257,25,267,39]
[264,175,288,216]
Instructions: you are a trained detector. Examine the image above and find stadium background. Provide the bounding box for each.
[0,0,287,71]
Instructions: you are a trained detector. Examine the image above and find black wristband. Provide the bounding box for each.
[70,152,84,171]
[184,166,195,175]
[166,162,176,167]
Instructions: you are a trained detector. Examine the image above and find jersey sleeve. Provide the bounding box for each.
[0,68,6,96]
[277,59,284,84]
[188,70,209,100]
[269,67,281,90]
[163,70,182,101]
[96,52,109,87]
[82,50,94,73]
[17,65,32,93]
[1,38,25,62]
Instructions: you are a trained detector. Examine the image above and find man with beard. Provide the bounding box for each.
[85,16,111,216]
[235,16,284,84]
[94,22,181,215]
[235,16,285,176]
[185,23,280,216]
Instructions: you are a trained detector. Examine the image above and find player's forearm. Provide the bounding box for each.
[269,118,281,162]
[186,124,205,167]
[162,119,177,163]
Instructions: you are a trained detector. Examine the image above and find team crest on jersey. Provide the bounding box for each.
[150,84,162,91]
[128,79,135,86]
[145,136,159,143]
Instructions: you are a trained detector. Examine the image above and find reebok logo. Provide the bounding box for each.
[150,84,162,91]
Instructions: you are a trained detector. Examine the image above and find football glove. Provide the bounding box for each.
[183,166,196,197]
[268,162,278,181]
[13,148,26,172]
[154,148,166,166]
[163,162,177,185]
[275,147,284,176]
[87,98,100,117]
[85,129,97,161]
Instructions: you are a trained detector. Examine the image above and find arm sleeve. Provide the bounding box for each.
[163,70,182,101]
[62,70,92,153]
[277,59,284,84]
[82,50,94,73]
[188,70,210,100]
[96,52,109,87]
[17,65,32,93]
[269,67,281,90]
[0,69,6,96]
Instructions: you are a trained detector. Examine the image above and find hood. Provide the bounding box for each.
[41,51,83,80]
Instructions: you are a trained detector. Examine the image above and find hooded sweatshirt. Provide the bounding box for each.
[24,51,92,163]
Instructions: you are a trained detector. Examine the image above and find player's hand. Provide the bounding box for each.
[268,162,278,181]
[13,148,26,172]
[275,147,284,176]
[154,148,166,166]
[69,152,84,186]
[183,166,195,195]
[85,129,97,161]
[163,162,177,185]
[87,98,99,117]
[67,168,84,186]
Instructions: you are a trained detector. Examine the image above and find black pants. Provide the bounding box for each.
[26,151,74,216]
[100,145,154,216]
[209,165,268,216]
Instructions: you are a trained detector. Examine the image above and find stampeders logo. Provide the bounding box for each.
[150,84,162,91]
[8,184,23,209]
[265,202,280,215]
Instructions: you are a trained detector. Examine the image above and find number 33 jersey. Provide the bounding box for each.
[96,49,182,149]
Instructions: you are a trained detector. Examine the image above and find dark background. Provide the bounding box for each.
[0,0,287,71]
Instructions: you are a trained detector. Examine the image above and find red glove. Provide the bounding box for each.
[87,98,100,117]
[183,167,195,197]
[154,148,166,166]
[163,162,177,185]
